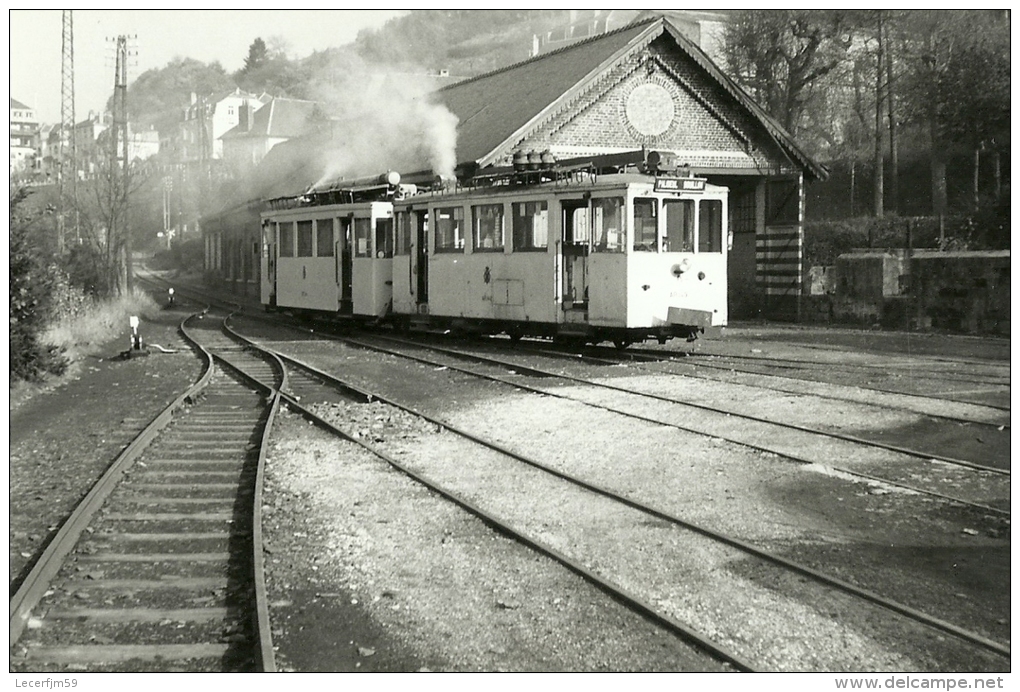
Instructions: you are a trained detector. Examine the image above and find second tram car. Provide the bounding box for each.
[260,152,728,347]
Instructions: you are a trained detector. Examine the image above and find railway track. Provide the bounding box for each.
[468,338,1012,477]
[504,339,1011,427]
[135,276,1009,512]
[224,316,1008,671]
[10,310,280,672]
[287,329,1009,517]
[681,348,1009,411]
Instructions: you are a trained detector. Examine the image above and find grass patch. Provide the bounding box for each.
[12,289,162,411]
[41,289,160,363]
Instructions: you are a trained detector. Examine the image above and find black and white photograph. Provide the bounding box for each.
[9,8,1010,684]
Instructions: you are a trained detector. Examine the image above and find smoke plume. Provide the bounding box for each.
[305,53,459,190]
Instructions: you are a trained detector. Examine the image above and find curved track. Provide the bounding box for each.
[10,310,280,672]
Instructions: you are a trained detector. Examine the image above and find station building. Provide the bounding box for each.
[203,15,825,321]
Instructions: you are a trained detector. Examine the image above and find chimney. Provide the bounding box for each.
[239,101,254,132]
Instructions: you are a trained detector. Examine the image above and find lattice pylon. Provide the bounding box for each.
[58,9,76,251]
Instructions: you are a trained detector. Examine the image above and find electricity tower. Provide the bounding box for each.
[58,9,76,253]
[111,34,133,293]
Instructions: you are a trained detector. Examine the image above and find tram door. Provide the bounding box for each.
[414,210,429,306]
[560,200,590,310]
[339,217,354,313]
[261,222,276,306]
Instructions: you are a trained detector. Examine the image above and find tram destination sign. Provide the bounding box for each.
[655,176,706,193]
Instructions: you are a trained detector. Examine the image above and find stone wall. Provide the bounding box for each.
[801,250,1010,336]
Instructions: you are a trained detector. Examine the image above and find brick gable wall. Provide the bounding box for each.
[502,36,795,176]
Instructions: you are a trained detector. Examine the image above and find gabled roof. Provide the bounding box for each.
[221,98,320,140]
[434,14,825,180]
[10,98,32,110]
[435,20,651,168]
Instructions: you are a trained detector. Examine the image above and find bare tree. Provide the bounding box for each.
[723,10,858,138]
[68,146,152,296]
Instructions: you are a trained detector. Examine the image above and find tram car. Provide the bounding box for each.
[260,151,728,347]
[261,171,401,318]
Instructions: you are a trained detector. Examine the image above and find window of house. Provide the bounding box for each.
[297,220,314,257]
[633,198,658,252]
[592,197,625,253]
[512,201,548,251]
[663,199,694,252]
[730,185,756,235]
[472,204,504,251]
[354,218,373,257]
[316,219,334,257]
[279,222,294,257]
[698,199,723,253]
[434,207,464,253]
[375,218,394,258]
[766,179,800,225]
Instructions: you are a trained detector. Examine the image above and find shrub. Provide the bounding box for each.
[10,189,68,381]
[63,242,113,298]
[150,237,205,274]
[803,215,1002,267]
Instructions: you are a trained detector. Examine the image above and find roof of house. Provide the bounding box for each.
[221,98,321,140]
[434,14,825,180]
[10,98,32,111]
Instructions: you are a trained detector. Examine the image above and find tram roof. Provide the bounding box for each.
[394,172,728,206]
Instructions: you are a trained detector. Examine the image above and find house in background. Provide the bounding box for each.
[173,88,271,165]
[10,98,41,175]
[221,97,323,174]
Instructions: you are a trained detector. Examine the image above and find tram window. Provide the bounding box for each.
[395,212,412,255]
[354,218,373,257]
[633,198,658,252]
[564,206,591,244]
[592,197,625,253]
[316,219,334,257]
[297,220,314,257]
[279,222,294,257]
[434,207,465,253]
[472,204,504,251]
[663,199,694,252]
[262,224,274,256]
[375,218,394,258]
[512,201,548,251]
[699,199,724,253]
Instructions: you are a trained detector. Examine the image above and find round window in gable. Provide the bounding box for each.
[625,82,675,137]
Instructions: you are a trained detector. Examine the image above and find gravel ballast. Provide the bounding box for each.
[262,410,730,672]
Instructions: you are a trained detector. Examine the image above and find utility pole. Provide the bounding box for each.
[111,35,132,293]
[58,10,76,253]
